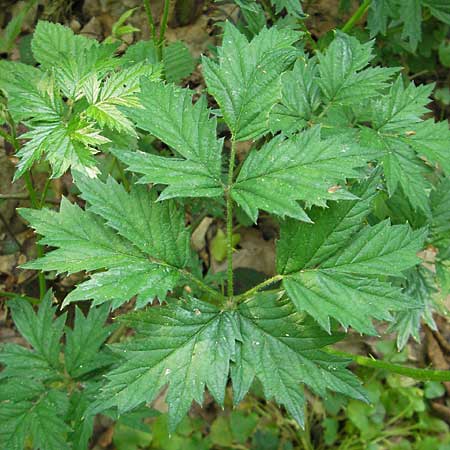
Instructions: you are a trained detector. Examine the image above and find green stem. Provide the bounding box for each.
[143,0,157,44]
[23,173,46,300]
[327,348,450,382]
[158,0,170,60]
[341,0,371,33]
[226,140,238,299]
[0,290,41,304]
[181,269,225,305]
[39,178,51,208]
[235,274,284,303]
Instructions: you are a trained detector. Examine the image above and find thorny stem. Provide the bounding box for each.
[341,0,371,33]
[143,0,157,44]
[327,348,450,382]
[226,139,238,300]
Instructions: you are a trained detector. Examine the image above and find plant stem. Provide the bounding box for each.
[143,0,157,43]
[327,348,450,382]
[235,274,284,303]
[0,290,41,304]
[341,0,371,33]
[158,0,170,60]
[23,173,47,299]
[181,269,225,304]
[39,178,51,208]
[226,140,238,299]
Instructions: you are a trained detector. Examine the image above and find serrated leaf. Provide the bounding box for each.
[316,32,397,106]
[231,126,370,222]
[0,383,71,450]
[389,267,437,349]
[32,21,121,99]
[117,80,224,199]
[370,76,433,132]
[278,217,425,333]
[64,304,113,378]
[404,119,450,174]
[277,171,380,274]
[269,58,321,135]
[382,143,432,215]
[231,292,367,425]
[401,0,421,50]
[163,40,195,83]
[99,298,237,431]
[0,61,64,123]
[5,291,65,371]
[85,62,161,136]
[271,0,305,17]
[20,178,192,309]
[14,119,101,180]
[423,0,450,24]
[202,22,297,141]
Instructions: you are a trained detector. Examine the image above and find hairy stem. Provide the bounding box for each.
[341,0,371,33]
[180,269,225,305]
[226,140,237,299]
[143,0,157,44]
[327,348,450,382]
[235,274,284,303]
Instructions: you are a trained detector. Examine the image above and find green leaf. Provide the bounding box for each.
[31,21,96,69]
[271,0,305,17]
[20,178,191,309]
[32,21,120,99]
[316,32,397,107]
[359,77,437,214]
[423,0,450,24]
[202,22,297,141]
[277,170,380,274]
[84,62,161,136]
[404,119,450,174]
[0,61,64,123]
[231,292,367,426]
[231,126,371,222]
[401,0,421,50]
[117,80,224,199]
[382,142,432,216]
[0,295,67,379]
[0,383,71,450]
[269,58,321,135]
[279,215,426,333]
[163,40,195,83]
[389,266,437,349]
[14,119,105,180]
[64,304,113,378]
[99,298,237,431]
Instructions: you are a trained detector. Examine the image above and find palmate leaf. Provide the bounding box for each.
[98,293,365,430]
[19,177,192,309]
[231,126,372,222]
[116,80,224,199]
[277,173,426,334]
[202,22,298,141]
